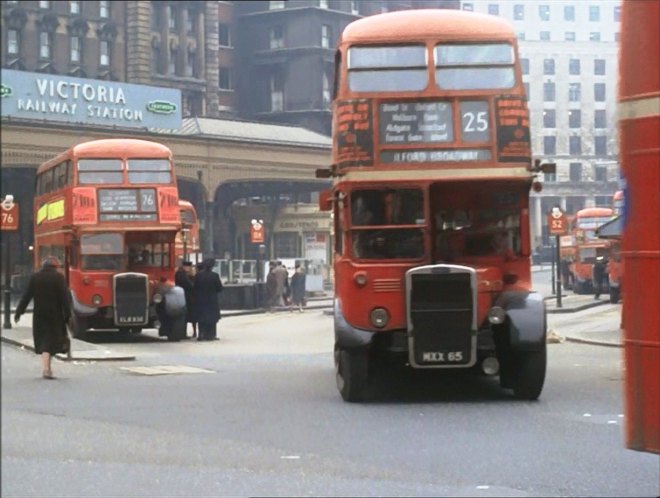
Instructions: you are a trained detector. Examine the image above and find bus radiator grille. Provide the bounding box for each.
[113,273,149,326]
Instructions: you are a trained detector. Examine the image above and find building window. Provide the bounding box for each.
[543,109,555,128]
[184,50,195,77]
[540,31,551,41]
[319,0,329,8]
[219,67,232,90]
[594,83,606,101]
[270,73,284,112]
[569,83,581,101]
[543,59,555,75]
[463,3,474,11]
[488,4,499,15]
[70,36,81,63]
[39,0,50,9]
[594,59,606,75]
[269,1,285,9]
[543,82,555,101]
[185,9,194,34]
[321,25,331,48]
[544,172,556,182]
[39,31,51,59]
[70,1,80,14]
[323,71,331,107]
[543,136,556,155]
[569,136,582,155]
[7,29,19,55]
[565,32,576,41]
[595,166,607,182]
[590,32,601,41]
[521,58,529,75]
[517,32,525,41]
[594,109,607,128]
[219,23,231,47]
[99,0,109,18]
[351,1,359,15]
[569,162,582,181]
[523,82,529,99]
[539,5,550,21]
[151,4,161,30]
[273,233,297,258]
[514,4,524,20]
[569,59,580,75]
[589,5,600,22]
[168,47,177,74]
[564,5,574,21]
[167,6,177,30]
[569,110,581,128]
[614,6,621,22]
[99,40,110,67]
[270,25,284,49]
[151,46,160,74]
[595,136,607,156]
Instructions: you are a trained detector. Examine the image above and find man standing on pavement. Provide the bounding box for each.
[290,263,307,312]
[274,261,289,308]
[194,258,224,340]
[265,261,278,311]
[14,256,72,379]
[592,256,607,300]
[175,261,197,339]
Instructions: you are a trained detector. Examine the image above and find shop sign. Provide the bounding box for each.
[0,69,181,129]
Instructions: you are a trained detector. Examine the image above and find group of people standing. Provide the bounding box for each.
[173,258,223,341]
[265,261,306,312]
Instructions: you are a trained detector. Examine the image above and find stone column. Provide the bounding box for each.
[196,8,206,78]
[205,200,215,256]
[161,3,170,74]
[204,1,220,117]
[534,196,543,245]
[560,196,567,211]
[125,1,152,83]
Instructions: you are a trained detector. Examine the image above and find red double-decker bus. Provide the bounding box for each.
[33,139,183,339]
[571,207,614,294]
[175,200,202,266]
[318,9,550,402]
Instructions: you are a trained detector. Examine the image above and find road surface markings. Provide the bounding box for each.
[280,455,301,460]
[120,365,214,376]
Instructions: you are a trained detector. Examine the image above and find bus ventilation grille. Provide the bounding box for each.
[373,278,401,293]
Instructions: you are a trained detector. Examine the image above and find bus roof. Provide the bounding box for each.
[37,139,172,174]
[341,9,515,45]
[576,207,614,217]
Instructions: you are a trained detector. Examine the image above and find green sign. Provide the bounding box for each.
[0,83,12,98]
[146,100,177,115]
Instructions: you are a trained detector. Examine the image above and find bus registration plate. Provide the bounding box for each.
[422,351,465,363]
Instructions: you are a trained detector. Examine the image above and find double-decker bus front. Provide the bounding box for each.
[63,139,180,337]
[324,10,547,402]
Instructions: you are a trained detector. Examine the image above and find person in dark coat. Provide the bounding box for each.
[265,261,278,312]
[194,258,223,340]
[290,264,307,312]
[175,261,197,339]
[593,256,608,299]
[14,256,72,379]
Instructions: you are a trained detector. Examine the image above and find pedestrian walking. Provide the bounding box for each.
[14,256,72,379]
[194,258,223,340]
[175,261,197,338]
[290,264,307,312]
[593,256,607,299]
[265,261,278,311]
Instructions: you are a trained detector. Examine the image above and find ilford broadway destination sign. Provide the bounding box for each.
[0,69,181,130]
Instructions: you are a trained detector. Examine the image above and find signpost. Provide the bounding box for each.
[1,195,19,329]
[547,206,568,308]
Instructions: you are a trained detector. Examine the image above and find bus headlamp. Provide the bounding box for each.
[153,293,163,304]
[488,306,506,325]
[370,307,389,329]
[354,271,368,287]
[92,294,103,306]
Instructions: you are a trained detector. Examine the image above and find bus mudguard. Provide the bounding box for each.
[70,290,97,316]
[494,291,546,351]
[334,298,376,350]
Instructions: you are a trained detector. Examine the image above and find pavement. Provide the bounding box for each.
[1,289,622,361]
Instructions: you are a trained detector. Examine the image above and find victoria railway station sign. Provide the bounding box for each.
[0,69,181,130]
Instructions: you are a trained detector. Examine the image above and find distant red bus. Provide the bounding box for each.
[175,200,202,265]
[571,207,613,294]
[320,9,548,402]
[33,139,183,339]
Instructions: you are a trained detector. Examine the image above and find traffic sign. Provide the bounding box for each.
[547,206,567,236]
[250,219,265,244]
[0,197,19,231]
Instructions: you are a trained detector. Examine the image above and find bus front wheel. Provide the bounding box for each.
[335,347,368,402]
[70,315,88,341]
[509,346,547,400]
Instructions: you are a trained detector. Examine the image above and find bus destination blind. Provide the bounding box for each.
[379,101,454,144]
[98,189,157,221]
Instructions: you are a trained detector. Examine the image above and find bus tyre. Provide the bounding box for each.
[71,315,88,341]
[510,346,547,400]
[335,347,368,402]
[609,286,620,304]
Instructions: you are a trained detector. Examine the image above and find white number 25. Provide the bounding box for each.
[463,111,489,132]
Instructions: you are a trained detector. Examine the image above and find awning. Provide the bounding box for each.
[596,216,623,240]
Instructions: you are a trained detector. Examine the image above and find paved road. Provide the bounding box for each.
[2,310,658,497]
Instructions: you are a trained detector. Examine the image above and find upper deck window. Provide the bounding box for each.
[127,159,172,184]
[434,43,515,90]
[347,45,428,92]
[77,159,123,184]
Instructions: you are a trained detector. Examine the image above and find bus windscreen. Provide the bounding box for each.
[434,43,515,90]
[348,45,428,92]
